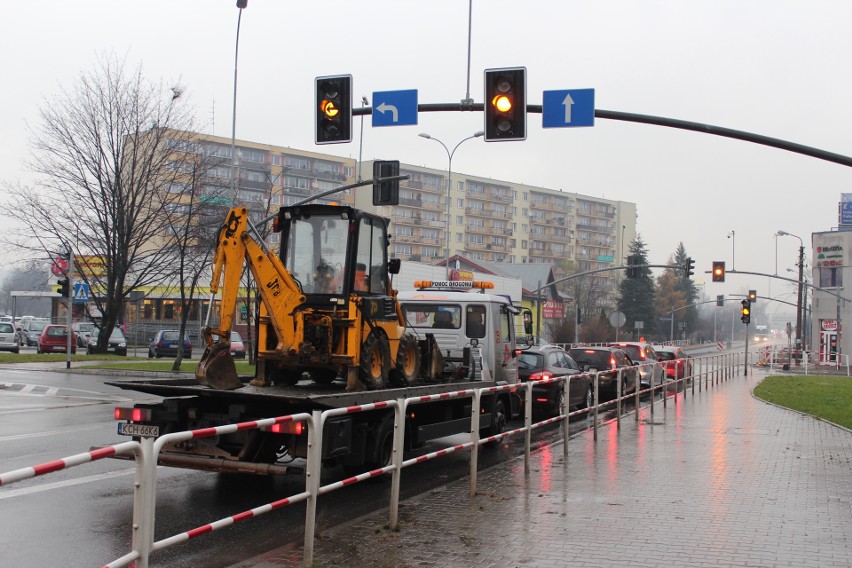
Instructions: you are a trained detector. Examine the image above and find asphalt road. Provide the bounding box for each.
[0,365,613,567]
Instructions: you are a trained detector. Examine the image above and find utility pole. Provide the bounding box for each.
[795,243,805,358]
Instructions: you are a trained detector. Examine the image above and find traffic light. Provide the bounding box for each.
[683,257,695,278]
[576,306,582,325]
[372,160,400,206]
[712,261,726,282]
[716,295,724,307]
[57,278,69,297]
[626,254,641,278]
[741,299,751,324]
[315,75,352,144]
[484,67,526,141]
[748,289,757,303]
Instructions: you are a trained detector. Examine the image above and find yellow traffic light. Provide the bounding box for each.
[492,94,513,113]
[321,99,339,118]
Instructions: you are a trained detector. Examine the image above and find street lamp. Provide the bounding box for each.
[778,230,805,355]
[727,230,736,270]
[230,0,248,204]
[418,131,484,276]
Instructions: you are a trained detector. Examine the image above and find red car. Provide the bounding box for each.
[655,346,692,380]
[37,324,77,354]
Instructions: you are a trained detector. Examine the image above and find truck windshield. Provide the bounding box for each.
[401,304,462,330]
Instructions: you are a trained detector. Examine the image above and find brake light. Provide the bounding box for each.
[114,407,152,421]
[529,371,553,381]
[610,356,616,368]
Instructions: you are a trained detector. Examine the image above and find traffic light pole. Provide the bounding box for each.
[65,249,73,369]
[744,322,749,376]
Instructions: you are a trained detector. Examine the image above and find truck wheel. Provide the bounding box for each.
[366,415,395,471]
[359,331,390,389]
[485,398,507,438]
[390,333,420,387]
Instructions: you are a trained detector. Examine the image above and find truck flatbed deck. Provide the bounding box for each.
[107,377,499,410]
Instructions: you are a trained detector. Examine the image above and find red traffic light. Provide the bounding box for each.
[712,261,726,282]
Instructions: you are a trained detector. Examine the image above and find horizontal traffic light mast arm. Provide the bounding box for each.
[531,264,677,294]
[287,175,409,208]
[727,294,798,309]
[711,269,851,303]
[353,104,852,169]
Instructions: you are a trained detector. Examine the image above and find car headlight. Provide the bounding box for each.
[118,342,127,347]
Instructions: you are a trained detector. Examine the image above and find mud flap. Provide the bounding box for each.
[196,340,243,390]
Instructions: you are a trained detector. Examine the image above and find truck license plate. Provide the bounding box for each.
[117,423,160,437]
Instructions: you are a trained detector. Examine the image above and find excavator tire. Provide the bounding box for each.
[196,341,243,390]
[390,333,420,387]
[359,331,390,389]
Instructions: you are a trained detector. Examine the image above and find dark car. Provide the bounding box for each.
[148,330,192,359]
[87,327,128,356]
[37,324,77,354]
[72,322,96,348]
[655,346,693,380]
[516,344,591,416]
[19,319,49,347]
[567,346,639,401]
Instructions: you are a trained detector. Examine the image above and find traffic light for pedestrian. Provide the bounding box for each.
[57,278,69,297]
[716,295,724,307]
[484,67,526,141]
[748,289,757,303]
[712,261,726,282]
[683,257,695,278]
[741,299,751,324]
[315,75,352,144]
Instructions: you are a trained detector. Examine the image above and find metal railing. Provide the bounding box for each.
[0,353,740,567]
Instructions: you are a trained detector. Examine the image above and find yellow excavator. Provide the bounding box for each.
[195,204,425,391]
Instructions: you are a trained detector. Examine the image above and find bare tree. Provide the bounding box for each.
[5,54,196,350]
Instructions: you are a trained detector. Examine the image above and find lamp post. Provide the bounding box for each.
[418,131,484,277]
[727,230,736,270]
[230,0,248,204]
[778,230,805,356]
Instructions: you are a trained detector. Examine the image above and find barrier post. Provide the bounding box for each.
[662,362,667,410]
[524,382,532,474]
[134,436,156,568]
[389,398,406,530]
[593,372,600,441]
[562,378,570,459]
[469,390,482,496]
[649,364,655,423]
[616,368,622,431]
[634,369,641,423]
[303,410,322,568]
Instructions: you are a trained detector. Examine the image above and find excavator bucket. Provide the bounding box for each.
[195,332,243,390]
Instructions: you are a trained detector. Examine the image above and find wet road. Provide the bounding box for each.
[0,366,634,567]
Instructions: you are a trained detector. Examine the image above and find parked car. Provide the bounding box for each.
[567,346,639,401]
[37,324,76,354]
[606,342,665,388]
[655,345,693,380]
[87,327,128,356]
[0,322,20,353]
[19,318,50,347]
[148,330,192,359]
[211,331,246,359]
[516,344,590,415]
[72,322,96,348]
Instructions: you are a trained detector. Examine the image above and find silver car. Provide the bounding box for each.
[0,322,20,353]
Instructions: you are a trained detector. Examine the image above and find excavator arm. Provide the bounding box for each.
[196,207,306,389]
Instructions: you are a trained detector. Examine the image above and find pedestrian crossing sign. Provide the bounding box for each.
[73,282,89,303]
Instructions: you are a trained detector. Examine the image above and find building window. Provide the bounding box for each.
[819,268,842,288]
[457,198,464,208]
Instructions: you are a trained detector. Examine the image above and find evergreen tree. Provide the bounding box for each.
[617,236,657,340]
[672,243,700,335]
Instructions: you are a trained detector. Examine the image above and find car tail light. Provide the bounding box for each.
[529,371,553,381]
[610,356,616,368]
[114,407,152,422]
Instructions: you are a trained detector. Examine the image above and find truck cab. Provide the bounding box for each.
[397,281,521,385]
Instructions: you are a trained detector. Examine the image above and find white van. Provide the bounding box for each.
[398,281,526,385]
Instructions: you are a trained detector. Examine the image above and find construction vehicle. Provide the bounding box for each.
[195,204,424,391]
[110,202,526,475]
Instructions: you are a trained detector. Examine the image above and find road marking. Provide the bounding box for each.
[0,423,113,443]
[0,468,136,500]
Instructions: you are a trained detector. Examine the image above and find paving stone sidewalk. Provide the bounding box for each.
[236,370,852,568]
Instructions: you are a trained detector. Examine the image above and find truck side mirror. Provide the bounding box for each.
[387,258,401,274]
[521,308,533,335]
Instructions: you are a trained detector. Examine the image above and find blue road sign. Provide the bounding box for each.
[372,89,418,127]
[73,282,89,303]
[542,88,595,128]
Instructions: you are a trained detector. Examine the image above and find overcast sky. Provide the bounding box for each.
[3,0,849,318]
